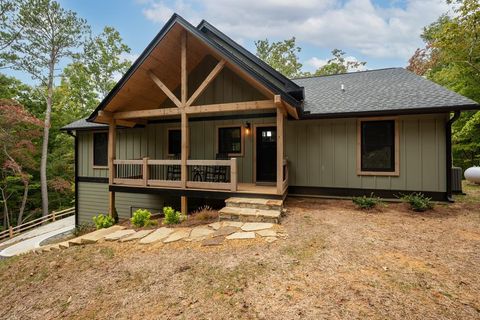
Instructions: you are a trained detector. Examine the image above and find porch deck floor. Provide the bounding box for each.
[110,182,280,196]
[237,183,277,195]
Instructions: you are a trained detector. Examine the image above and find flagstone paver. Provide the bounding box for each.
[256,229,277,237]
[208,222,222,230]
[222,221,244,228]
[120,230,153,242]
[201,236,225,246]
[139,227,174,244]
[226,232,256,240]
[189,227,214,240]
[241,223,273,232]
[163,229,191,243]
[105,229,136,241]
[212,226,239,238]
[81,226,126,244]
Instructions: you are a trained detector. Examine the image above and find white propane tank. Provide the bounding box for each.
[464,166,480,184]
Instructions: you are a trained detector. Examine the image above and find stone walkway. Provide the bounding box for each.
[35,221,287,253]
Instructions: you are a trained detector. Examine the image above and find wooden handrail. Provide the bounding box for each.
[112,158,240,192]
[0,207,75,242]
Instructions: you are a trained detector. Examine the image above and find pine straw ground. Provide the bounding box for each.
[1,184,479,320]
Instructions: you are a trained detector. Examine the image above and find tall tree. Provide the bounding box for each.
[313,49,366,76]
[0,99,42,226]
[408,0,480,168]
[255,37,305,78]
[0,0,22,67]
[8,0,89,216]
[83,26,132,99]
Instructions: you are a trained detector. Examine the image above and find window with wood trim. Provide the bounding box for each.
[167,129,181,156]
[218,126,242,155]
[358,119,399,175]
[93,132,108,167]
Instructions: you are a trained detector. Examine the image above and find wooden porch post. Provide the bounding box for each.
[180,30,188,214]
[108,120,116,217]
[276,108,284,194]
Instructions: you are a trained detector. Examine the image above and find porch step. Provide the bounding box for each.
[225,197,283,210]
[218,206,281,224]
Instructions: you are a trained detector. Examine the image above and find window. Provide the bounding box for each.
[218,126,242,155]
[168,129,181,156]
[93,132,108,167]
[358,119,399,175]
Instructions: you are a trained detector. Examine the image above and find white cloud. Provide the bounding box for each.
[138,0,450,62]
[306,55,367,72]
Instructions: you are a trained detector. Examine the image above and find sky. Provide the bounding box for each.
[7,0,451,84]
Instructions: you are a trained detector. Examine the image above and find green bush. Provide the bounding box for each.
[131,208,155,227]
[92,213,115,229]
[162,206,185,225]
[352,194,382,209]
[400,193,434,212]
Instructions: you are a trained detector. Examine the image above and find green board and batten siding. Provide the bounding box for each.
[285,114,448,192]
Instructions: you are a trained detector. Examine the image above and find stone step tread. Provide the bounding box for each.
[81,226,126,244]
[219,206,281,218]
[225,197,283,208]
[104,229,136,241]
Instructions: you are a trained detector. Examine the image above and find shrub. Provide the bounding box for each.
[163,206,185,225]
[192,205,218,221]
[131,208,156,227]
[352,194,382,209]
[92,213,115,229]
[400,193,434,212]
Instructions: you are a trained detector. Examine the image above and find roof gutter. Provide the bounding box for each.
[445,111,461,202]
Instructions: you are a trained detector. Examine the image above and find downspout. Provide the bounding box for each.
[67,130,79,227]
[446,111,461,202]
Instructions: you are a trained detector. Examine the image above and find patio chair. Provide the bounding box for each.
[205,153,229,182]
[166,154,181,181]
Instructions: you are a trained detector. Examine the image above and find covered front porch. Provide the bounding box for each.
[89,23,298,214]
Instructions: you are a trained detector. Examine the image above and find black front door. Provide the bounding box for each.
[256,126,277,182]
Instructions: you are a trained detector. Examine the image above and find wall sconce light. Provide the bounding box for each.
[245,122,251,135]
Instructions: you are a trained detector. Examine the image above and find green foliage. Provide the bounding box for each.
[131,208,155,227]
[400,193,434,212]
[352,194,382,210]
[313,49,366,76]
[408,0,480,169]
[162,206,185,225]
[0,0,132,228]
[255,37,305,78]
[92,213,115,229]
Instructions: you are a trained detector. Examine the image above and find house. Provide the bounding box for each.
[62,14,479,226]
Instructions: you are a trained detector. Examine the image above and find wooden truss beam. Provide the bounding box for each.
[147,70,182,108]
[113,107,181,120]
[186,59,226,107]
[187,100,275,114]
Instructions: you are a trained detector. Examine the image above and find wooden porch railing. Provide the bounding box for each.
[0,207,75,242]
[113,158,238,191]
[282,159,289,193]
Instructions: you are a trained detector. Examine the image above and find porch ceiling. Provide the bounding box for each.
[104,23,209,113]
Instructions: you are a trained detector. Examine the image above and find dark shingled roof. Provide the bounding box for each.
[293,68,478,117]
[61,118,107,131]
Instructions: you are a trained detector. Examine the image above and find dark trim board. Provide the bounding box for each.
[288,186,448,202]
[78,177,109,183]
[109,185,284,200]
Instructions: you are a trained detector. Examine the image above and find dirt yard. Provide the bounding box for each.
[1,185,479,320]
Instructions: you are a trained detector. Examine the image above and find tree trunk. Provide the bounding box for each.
[1,187,9,227]
[17,181,29,225]
[40,61,55,217]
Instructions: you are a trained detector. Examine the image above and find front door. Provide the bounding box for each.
[256,126,277,182]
